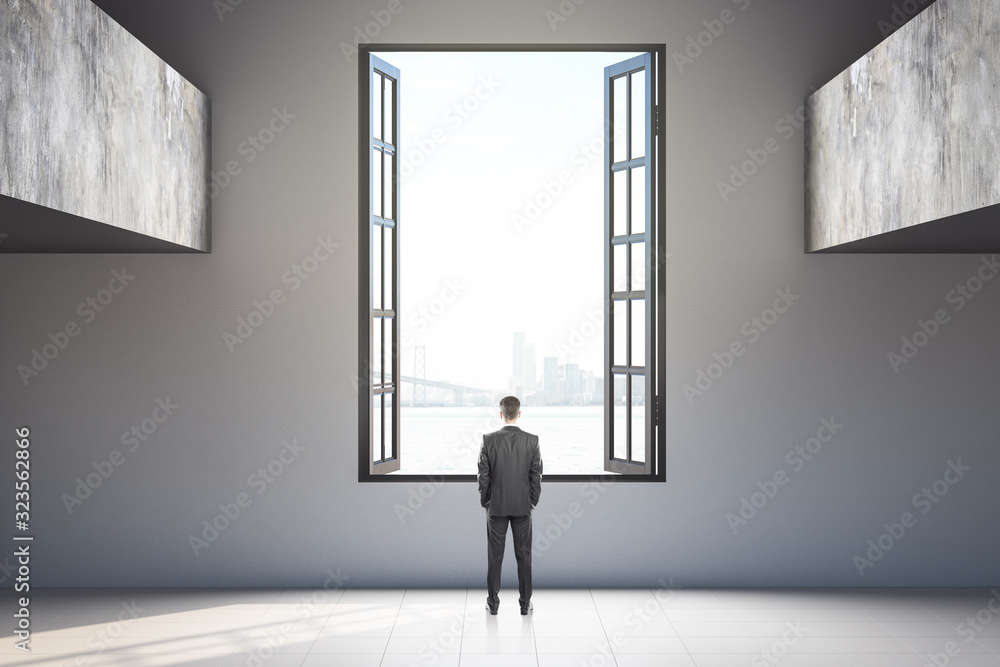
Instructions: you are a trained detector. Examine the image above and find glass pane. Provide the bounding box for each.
[372,149,382,219]
[631,166,645,235]
[385,318,395,384]
[372,317,383,384]
[613,75,626,164]
[386,227,395,310]
[631,242,646,293]
[631,375,645,463]
[631,69,646,160]
[373,393,383,461]
[613,169,626,237]
[383,152,394,221]
[613,299,626,366]
[384,77,395,146]
[632,300,646,367]
[372,73,382,142]
[372,224,382,311]
[613,243,627,293]
[613,380,627,459]
[384,392,394,459]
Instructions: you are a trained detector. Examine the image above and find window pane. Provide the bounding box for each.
[613,299,626,365]
[373,73,382,142]
[613,386,626,460]
[386,227,395,310]
[373,393,383,461]
[372,223,382,311]
[613,243,626,293]
[631,69,646,160]
[631,166,645,235]
[372,148,382,219]
[631,375,645,463]
[384,77,395,146]
[384,152,394,221]
[613,169,626,237]
[631,299,645,367]
[384,392,394,459]
[372,317,383,385]
[385,318,395,384]
[613,75,626,164]
[631,242,646,293]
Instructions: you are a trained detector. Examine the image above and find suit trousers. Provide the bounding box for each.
[486,513,532,609]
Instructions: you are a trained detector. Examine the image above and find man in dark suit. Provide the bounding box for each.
[477,395,542,615]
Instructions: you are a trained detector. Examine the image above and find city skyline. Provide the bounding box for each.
[392,51,636,393]
[401,331,612,407]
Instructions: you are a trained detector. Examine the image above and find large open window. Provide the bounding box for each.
[358,46,666,482]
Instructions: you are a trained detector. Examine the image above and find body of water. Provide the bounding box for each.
[394,405,609,475]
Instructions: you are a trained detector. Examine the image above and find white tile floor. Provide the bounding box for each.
[3,587,1000,666]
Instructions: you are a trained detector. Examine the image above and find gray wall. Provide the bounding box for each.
[2,0,998,588]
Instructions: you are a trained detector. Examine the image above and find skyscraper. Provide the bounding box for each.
[543,356,559,396]
[522,343,536,394]
[512,332,525,379]
[566,363,581,398]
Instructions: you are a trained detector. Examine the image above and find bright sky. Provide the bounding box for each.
[378,51,642,391]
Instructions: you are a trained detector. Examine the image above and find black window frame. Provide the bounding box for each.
[357,44,667,484]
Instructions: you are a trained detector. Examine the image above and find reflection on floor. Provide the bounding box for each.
[3,587,1000,666]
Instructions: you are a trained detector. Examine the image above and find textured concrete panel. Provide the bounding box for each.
[806,0,1000,252]
[0,0,210,251]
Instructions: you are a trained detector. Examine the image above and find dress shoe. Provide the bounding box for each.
[485,603,497,615]
[520,602,533,615]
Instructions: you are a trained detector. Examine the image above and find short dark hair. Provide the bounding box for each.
[499,396,520,421]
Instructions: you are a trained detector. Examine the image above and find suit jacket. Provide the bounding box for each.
[478,425,542,516]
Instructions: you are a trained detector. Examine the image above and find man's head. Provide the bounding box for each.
[499,396,521,423]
